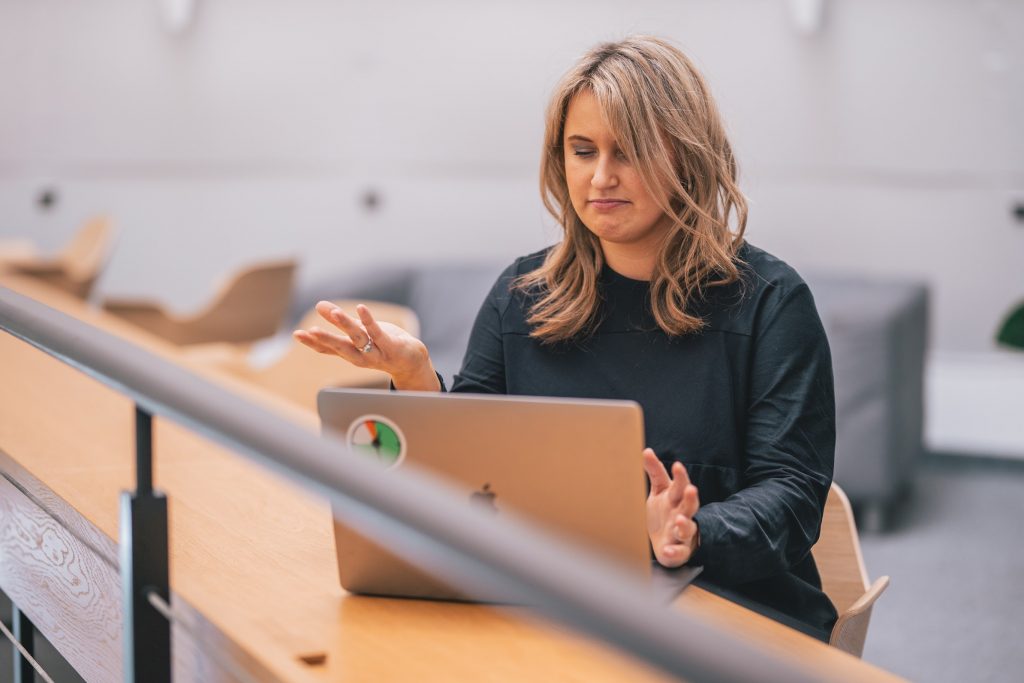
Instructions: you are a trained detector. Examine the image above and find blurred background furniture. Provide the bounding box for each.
[103,258,297,346]
[296,261,929,530]
[199,299,420,412]
[812,483,890,658]
[807,274,929,530]
[0,215,113,299]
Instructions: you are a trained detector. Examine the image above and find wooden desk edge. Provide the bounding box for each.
[0,449,283,683]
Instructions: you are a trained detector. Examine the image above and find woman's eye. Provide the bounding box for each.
[572,149,595,158]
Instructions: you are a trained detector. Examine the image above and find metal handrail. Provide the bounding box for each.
[0,284,824,683]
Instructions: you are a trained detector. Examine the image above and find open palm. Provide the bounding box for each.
[293,301,439,390]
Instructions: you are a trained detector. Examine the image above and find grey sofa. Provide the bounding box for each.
[295,263,928,530]
[805,274,929,529]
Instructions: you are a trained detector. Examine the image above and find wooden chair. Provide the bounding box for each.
[812,482,891,658]
[202,300,420,412]
[102,259,297,345]
[0,216,113,298]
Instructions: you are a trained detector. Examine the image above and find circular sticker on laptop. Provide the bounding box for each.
[346,415,406,467]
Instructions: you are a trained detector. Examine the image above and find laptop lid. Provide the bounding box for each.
[318,388,655,602]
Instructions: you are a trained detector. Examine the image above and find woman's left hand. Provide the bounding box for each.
[642,448,701,568]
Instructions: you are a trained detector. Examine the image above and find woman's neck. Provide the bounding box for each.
[600,240,659,281]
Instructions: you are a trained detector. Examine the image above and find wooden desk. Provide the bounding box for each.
[0,275,905,683]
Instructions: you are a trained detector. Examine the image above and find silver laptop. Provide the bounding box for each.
[318,388,700,602]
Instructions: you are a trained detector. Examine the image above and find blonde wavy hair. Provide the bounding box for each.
[517,35,748,343]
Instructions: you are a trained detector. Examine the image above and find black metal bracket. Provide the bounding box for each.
[11,603,35,683]
[120,406,171,683]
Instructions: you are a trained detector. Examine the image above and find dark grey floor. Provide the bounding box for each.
[859,455,1024,683]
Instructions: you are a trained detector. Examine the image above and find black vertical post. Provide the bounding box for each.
[135,404,153,496]
[11,603,35,683]
[120,405,171,683]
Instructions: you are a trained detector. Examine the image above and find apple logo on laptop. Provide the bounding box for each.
[470,483,498,515]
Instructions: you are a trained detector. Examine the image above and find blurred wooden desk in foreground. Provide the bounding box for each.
[0,274,905,683]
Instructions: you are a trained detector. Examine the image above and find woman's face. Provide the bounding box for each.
[563,90,668,254]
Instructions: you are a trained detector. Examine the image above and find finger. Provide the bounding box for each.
[294,329,321,349]
[672,514,697,546]
[355,304,392,346]
[666,462,691,507]
[294,329,338,356]
[667,472,685,507]
[671,461,692,488]
[315,300,349,329]
[658,543,689,568]
[306,326,367,365]
[315,300,337,321]
[308,326,359,354]
[326,307,370,347]
[682,484,700,517]
[642,448,670,494]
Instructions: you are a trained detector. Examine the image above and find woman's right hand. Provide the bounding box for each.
[293,301,441,391]
[642,448,700,568]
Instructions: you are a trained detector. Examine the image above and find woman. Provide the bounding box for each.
[295,36,838,639]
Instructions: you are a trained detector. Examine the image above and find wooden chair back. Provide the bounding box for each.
[103,259,297,345]
[812,483,890,658]
[58,216,113,284]
[4,216,113,298]
[184,259,298,344]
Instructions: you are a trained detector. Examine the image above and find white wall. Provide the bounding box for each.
[1,0,1021,352]
[0,22,1021,683]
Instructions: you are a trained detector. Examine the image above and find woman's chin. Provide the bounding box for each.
[584,219,631,242]
[587,225,654,249]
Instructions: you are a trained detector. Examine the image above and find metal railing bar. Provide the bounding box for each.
[0,608,56,683]
[146,591,266,683]
[0,285,825,683]
[122,403,171,683]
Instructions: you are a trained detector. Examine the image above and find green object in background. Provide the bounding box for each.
[996,302,1024,349]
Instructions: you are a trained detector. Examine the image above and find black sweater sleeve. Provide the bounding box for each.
[690,283,835,585]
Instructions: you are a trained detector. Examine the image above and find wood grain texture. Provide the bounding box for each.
[813,483,872,613]
[812,484,890,657]
[0,464,121,683]
[0,451,283,683]
[1,273,907,683]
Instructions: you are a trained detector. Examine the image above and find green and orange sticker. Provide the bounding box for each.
[346,415,405,467]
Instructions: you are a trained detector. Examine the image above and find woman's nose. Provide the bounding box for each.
[591,156,618,189]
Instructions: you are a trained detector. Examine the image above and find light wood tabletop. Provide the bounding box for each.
[0,274,905,683]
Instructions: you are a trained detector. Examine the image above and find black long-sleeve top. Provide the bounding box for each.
[446,242,838,636]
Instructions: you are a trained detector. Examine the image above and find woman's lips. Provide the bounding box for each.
[588,199,630,211]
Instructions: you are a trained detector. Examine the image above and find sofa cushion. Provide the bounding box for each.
[408,263,506,383]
